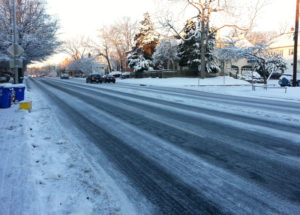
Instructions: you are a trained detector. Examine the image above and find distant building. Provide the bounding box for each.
[217,34,255,76]
[94,56,109,74]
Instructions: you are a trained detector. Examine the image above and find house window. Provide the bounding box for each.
[289,49,294,55]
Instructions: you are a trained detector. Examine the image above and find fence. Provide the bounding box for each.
[252,85,287,93]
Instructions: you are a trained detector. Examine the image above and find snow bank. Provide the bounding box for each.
[118,77,300,102]
[120,76,250,86]
[0,82,136,215]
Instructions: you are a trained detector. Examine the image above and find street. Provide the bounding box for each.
[28,77,300,215]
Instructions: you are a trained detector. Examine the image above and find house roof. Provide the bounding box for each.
[234,38,253,48]
[270,32,298,48]
[217,35,253,48]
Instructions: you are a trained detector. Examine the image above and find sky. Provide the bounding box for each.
[36,0,297,66]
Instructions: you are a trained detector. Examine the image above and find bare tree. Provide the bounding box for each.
[163,0,267,78]
[116,17,137,52]
[97,27,113,73]
[164,0,243,78]
[246,31,277,46]
[107,18,137,71]
[63,36,91,60]
[0,0,60,64]
[93,18,137,72]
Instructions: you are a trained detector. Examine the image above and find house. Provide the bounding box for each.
[269,32,300,73]
[94,56,110,74]
[91,62,109,75]
[217,34,255,76]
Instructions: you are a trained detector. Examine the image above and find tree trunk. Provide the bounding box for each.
[104,49,112,73]
[200,20,206,79]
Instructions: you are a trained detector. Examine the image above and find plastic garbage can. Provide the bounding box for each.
[13,84,25,102]
[0,84,13,108]
[0,86,3,107]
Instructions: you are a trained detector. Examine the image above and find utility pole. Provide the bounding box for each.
[293,0,299,87]
[200,19,206,79]
[13,0,18,84]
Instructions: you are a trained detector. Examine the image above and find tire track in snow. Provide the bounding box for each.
[35,78,300,214]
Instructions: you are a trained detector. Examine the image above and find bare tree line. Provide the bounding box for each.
[62,17,137,73]
[61,0,287,75]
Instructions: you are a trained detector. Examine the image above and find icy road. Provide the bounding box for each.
[29,77,300,215]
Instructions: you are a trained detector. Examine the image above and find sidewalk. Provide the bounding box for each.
[0,83,128,215]
[0,104,38,215]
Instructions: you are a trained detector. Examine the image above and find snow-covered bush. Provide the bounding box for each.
[127,48,153,72]
[237,71,262,81]
[217,44,287,83]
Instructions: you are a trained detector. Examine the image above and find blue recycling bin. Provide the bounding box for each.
[13,84,25,102]
[0,84,13,108]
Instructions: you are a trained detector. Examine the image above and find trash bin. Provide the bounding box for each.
[0,84,13,108]
[13,84,25,102]
[20,77,24,83]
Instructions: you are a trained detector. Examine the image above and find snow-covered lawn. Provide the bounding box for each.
[120,76,250,86]
[0,86,134,215]
[117,77,300,102]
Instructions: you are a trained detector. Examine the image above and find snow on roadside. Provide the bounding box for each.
[0,104,38,215]
[117,77,300,102]
[65,77,300,124]
[120,76,249,86]
[0,85,136,215]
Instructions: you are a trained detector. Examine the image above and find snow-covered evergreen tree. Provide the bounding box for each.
[127,47,153,73]
[177,19,220,75]
[205,29,220,73]
[153,39,178,69]
[177,19,199,73]
[135,12,159,57]
[127,12,158,73]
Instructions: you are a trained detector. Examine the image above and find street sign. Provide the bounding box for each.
[7,44,24,57]
[9,59,23,68]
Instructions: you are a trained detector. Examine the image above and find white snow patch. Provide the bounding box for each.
[0,81,138,215]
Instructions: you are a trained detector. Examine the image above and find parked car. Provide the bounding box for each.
[103,75,116,83]
[86,74,103,83]
[120,72,131,79]
[60,73,69,79]
[278,73,300,87]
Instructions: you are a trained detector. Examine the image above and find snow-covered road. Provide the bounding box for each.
[28,77,300,214]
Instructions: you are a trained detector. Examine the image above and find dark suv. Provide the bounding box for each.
[86,74,103,83]
[103,75,116,83]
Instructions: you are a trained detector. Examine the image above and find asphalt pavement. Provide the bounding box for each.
[28,77,300,215]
